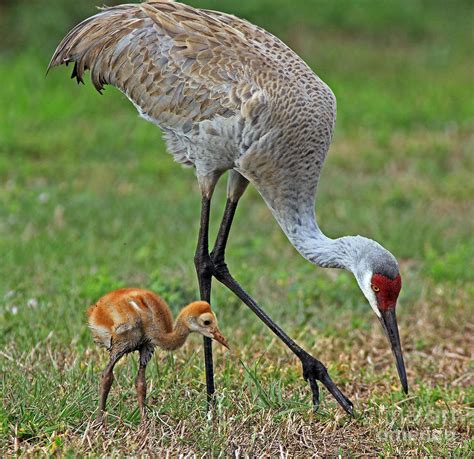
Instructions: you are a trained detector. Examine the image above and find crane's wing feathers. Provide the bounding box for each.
[48,0,273,131]
[202,9,326,100]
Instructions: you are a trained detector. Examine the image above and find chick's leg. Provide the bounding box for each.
[136,344,154,420]
[98,351,125,421]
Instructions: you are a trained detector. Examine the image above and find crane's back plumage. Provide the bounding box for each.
[48,0,336,196]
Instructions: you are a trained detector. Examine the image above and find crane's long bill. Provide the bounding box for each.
[379,308,408,394]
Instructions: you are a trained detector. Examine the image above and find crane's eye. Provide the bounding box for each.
[203,319,211,326]
[371,284,380,293]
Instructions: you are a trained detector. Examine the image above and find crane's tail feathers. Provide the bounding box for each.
[47,4,148,93]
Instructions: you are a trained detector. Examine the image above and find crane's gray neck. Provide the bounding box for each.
[264,192,362,273]
[250,180,399,279]
[283,213,359,272]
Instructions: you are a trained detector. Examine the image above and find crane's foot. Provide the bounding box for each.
[301,354,354,415]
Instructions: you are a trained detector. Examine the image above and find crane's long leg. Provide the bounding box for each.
[210,196,354,415]
[210,171,248,268]
[194,195,216,406]
[194,171,246,408]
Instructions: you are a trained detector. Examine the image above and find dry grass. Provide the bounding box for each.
[2,286,472,456]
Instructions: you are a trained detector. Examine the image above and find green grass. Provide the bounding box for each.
[1,0,473,456]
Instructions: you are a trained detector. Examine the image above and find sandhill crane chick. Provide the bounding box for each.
[87,288,228,420]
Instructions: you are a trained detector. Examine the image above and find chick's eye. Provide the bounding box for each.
[203,320,211,326]
[371,284,380,293]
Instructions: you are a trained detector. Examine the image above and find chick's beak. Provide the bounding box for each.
[379,308,408,394]
[211,328,230,349]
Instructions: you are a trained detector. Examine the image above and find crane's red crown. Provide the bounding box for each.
[371,273,402,310]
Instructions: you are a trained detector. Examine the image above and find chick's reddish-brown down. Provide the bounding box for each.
[87,288,174,350]
[87,288,228,352]
[87,288,228,421]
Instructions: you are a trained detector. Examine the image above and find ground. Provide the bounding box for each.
[0,0,473,456]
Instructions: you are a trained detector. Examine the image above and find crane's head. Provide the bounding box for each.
[181,301,229,349]
[353,240,408,393]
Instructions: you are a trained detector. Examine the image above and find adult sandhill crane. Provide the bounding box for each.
[49,0,407,414]
[87,288,228,420]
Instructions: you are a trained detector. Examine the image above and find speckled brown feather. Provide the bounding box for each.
[49,1,261,125]
[47,1,331,141]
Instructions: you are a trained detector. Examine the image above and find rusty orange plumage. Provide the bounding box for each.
[87,287,228,421]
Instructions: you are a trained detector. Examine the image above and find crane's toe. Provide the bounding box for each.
[301,355,354,416]
[307,377,320,413]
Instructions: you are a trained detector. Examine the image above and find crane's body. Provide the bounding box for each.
[49,1,334,223]
[88,287,228,420]
[50,0,407,415]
